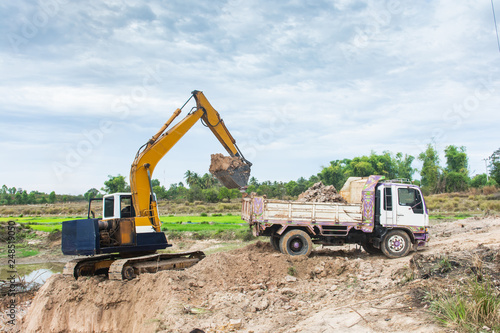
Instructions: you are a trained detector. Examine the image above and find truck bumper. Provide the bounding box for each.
[413,230,430,250]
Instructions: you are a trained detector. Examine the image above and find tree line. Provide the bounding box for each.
[0,185,83,205]
[1,145,498,205]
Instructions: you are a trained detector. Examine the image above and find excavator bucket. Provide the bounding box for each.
[213,164,251,189]
[209,154,251,189]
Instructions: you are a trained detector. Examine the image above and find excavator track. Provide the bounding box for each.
[108,251,205,280]
[63,251,205,280]
[63,254,117,279]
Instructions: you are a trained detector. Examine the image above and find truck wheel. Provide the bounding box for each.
[279,229,312,256]
[270,235,280,251]
[381,230,411,258]
[362,241,381,255]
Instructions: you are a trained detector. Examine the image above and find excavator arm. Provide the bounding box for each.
[61,90,249,280]
[130,90,251,232]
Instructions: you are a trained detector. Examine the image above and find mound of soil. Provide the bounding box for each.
[298,182,346,203]
[410,244,500,281]
[20,241,378,333]
[20,217,500,333]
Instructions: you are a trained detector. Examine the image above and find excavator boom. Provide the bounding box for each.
[130,90,251,232]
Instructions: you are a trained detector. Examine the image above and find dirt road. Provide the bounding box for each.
[19,216,500,332]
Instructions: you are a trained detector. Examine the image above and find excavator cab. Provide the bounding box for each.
[87,194,136,219]
[102,194,136,219]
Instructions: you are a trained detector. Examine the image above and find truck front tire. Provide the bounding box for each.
[279,229,312,256]
[381,230,411,258]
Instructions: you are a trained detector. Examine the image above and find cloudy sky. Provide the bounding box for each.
[1,0,499,194]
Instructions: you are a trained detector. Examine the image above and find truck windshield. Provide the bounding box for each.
[398,188,423,214]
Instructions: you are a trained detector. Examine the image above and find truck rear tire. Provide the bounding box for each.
[270,235,280,251]
[279,229,312,256]
[381,230,411,258]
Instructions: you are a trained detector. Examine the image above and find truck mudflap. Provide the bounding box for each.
[413,229,430,250]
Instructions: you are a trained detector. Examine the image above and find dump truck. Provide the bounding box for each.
[62,90,251,280]
[241,176,429,258]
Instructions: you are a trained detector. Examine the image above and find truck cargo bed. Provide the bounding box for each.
[242,196,362,225]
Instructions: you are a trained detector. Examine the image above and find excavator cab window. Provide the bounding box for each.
[120,195,135,218]
[104,197,114,218]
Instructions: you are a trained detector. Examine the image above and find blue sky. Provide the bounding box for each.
[1,0,499,194]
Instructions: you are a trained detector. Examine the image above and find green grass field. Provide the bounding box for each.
[0,214,246,233]
[429,213,475,220]
[1,212,483,233]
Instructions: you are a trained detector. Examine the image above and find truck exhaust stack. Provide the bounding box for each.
[209,153,251,189]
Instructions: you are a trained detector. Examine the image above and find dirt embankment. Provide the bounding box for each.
[19,217,500,333]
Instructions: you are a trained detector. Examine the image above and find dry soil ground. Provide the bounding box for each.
[8,216,500,332]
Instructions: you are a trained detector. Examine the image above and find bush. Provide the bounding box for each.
[202,189,219,203]
[486,192,500,200]
[444,172,469,193]
[470,174,488,188]
[428,278,500,332]
[200,212,208,217]
[241,229,255,241]
[483,186,498,195]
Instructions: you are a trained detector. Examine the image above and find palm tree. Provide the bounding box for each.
[184,170,194,187]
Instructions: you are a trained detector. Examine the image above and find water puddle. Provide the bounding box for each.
[0,262,65,290]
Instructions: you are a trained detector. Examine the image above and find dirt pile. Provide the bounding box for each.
[20,217,500,333]
[209,153,250,189]
[20,242,390,333]
[298,182,346,203]
[410,244,500,281]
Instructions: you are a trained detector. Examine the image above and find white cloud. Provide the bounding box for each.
[0,0,498,193]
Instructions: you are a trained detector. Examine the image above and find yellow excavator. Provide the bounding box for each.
[62,91,251,280]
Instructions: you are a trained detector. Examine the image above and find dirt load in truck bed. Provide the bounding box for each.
[298,181,346,203]
[18,216,500,333]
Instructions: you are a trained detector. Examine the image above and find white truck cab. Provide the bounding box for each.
[378,183,428,228]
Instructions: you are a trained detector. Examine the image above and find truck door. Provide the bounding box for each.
[379,185,395,226]
[395,187,426,227]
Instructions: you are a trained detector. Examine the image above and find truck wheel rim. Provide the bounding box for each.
[388,235,405,252]
[290,238,304,253]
